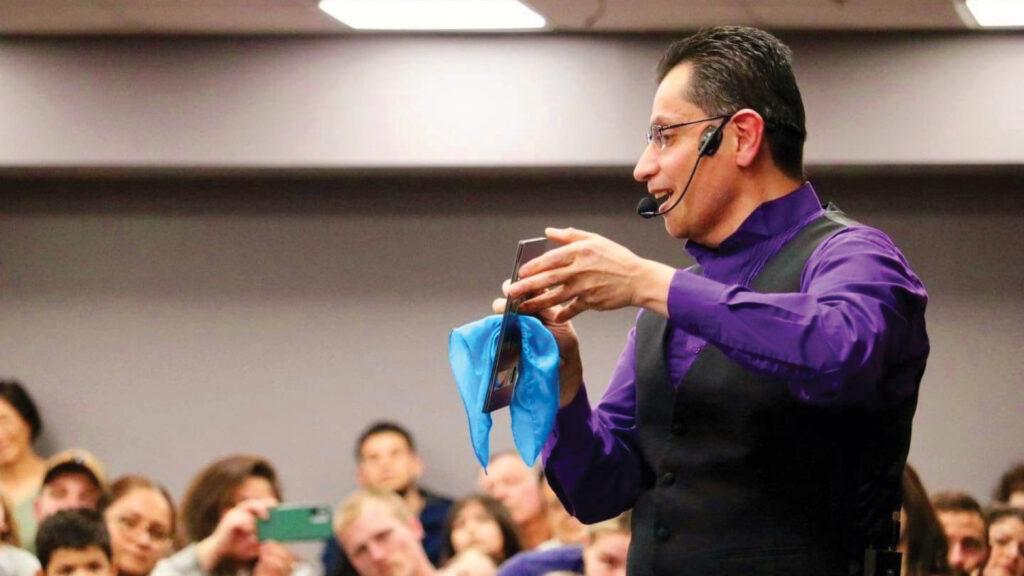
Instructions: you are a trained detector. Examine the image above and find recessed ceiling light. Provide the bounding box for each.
[964,0,1024,27]
[318,0,547,31]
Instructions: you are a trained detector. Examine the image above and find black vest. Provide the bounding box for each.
[628,207,917,576]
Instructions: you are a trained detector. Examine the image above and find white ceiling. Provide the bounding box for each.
[0,0,975,35]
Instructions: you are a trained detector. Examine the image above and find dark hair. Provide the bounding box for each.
[657,26,807,179]
[105,474,178,547]
[901,464,951,576]
[355,421,417,460]
[932,490,984,517]
[993,462,1024,504]
[0,379,43,441]
[36,509,112,569]
[439,494,523,565]
[179,454,281,543]
[986,505,1024,532]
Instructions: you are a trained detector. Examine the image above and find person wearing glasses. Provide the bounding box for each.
[496,26,929,575]
[103,476,177,576]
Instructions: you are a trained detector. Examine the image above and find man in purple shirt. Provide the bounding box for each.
[500,26,929,576]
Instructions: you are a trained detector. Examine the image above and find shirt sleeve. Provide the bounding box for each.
[541,323,647,523]
[668,226,929,406]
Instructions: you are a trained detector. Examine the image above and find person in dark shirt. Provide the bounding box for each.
[324,421,452,576]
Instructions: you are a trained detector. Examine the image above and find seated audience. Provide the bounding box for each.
[36,508,115,576]
[477,452,551,551]
[0,380,47,551]
[983,507,1024,576]
[104,475,176,576]
[0,490,40,576]
[438,494,522,575]
[32,448,110,552]
[324,421,453,576]
[900,464,951,576]
[933,490,989,576]
[495,512,631,576]
[994,463,1024,510]
[334,489,436,576]
[152,454,312,576]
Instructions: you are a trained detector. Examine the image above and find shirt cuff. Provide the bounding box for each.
[542,385,592,461]
[667,268,729,337]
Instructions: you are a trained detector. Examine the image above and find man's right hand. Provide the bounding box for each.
[493,279,583,408]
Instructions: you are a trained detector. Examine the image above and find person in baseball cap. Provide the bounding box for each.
[34,448,109,524]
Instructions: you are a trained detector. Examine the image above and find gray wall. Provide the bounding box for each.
[1,171,1021,507]
[1,32,1023,170]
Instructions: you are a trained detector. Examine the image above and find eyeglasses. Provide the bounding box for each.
[114,514,171,544]
[646,114,731,150]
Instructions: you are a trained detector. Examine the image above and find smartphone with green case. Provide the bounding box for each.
[257,503,334,542]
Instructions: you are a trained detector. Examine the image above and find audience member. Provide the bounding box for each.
[994,464,1024,510]
[334,489,436,576]
[32,448,110,553]
[0,489,40,576]
[36,508,115,576]
[438,494,522,575]
[324,421,453,575]
[477,453,551,551]
[0,380,47,550]
[495,512,631,576]
[901,464,951,576]
[983,507,1024,576]
[152,454,312,576]
[934,490,990,576]
[104,475,176,576]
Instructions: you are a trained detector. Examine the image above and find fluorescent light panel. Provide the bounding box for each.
[318,0,546,31]
[965,0,1024,27]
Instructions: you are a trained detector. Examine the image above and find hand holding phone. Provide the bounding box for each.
[256,504,334,542]
[483,237,551,413]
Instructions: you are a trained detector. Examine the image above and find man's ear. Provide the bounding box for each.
[412,455,424,480]
[407,516,425,541]
[729,108,766,169]
[356,464,368,488]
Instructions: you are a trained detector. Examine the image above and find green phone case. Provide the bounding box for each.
[257,504,334,542]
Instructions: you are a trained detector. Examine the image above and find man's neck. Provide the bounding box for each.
[402,486,425,517]
[520,513,553,550]
[702,170,804,248]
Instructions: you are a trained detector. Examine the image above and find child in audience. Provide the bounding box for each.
[36,509,116,576]
[0,490,41,576]
[0,380,47,551]
[103,475,176,576]
[152,454,312,576]
[439,495,522,575]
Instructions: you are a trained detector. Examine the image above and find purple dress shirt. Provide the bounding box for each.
[542,182,929,521]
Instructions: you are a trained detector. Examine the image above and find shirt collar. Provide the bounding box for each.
[686,181,823,261]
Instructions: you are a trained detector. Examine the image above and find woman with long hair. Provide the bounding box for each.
[438,494,523,576]
[152,455,312,576]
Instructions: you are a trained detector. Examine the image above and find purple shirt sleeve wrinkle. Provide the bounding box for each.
[542,325,645,523]
[668,224,929,406]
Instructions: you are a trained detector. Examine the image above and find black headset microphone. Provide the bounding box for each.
[636,119,727,219]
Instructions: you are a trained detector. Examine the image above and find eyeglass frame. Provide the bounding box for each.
[646,114,732,151]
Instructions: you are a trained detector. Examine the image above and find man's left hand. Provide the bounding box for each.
[509,227,674,322]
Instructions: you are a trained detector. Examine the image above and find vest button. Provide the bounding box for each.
[671,422,685,435]
[655,526,670,541]
[660,472,675,486]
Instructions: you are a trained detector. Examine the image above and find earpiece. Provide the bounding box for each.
[697,124,724,157]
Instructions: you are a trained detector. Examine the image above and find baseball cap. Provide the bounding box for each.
[42,448,109,493]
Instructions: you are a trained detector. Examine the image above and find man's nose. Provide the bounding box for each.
[633,143,658,183]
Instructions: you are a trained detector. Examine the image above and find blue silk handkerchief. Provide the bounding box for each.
[448,314,560,470]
